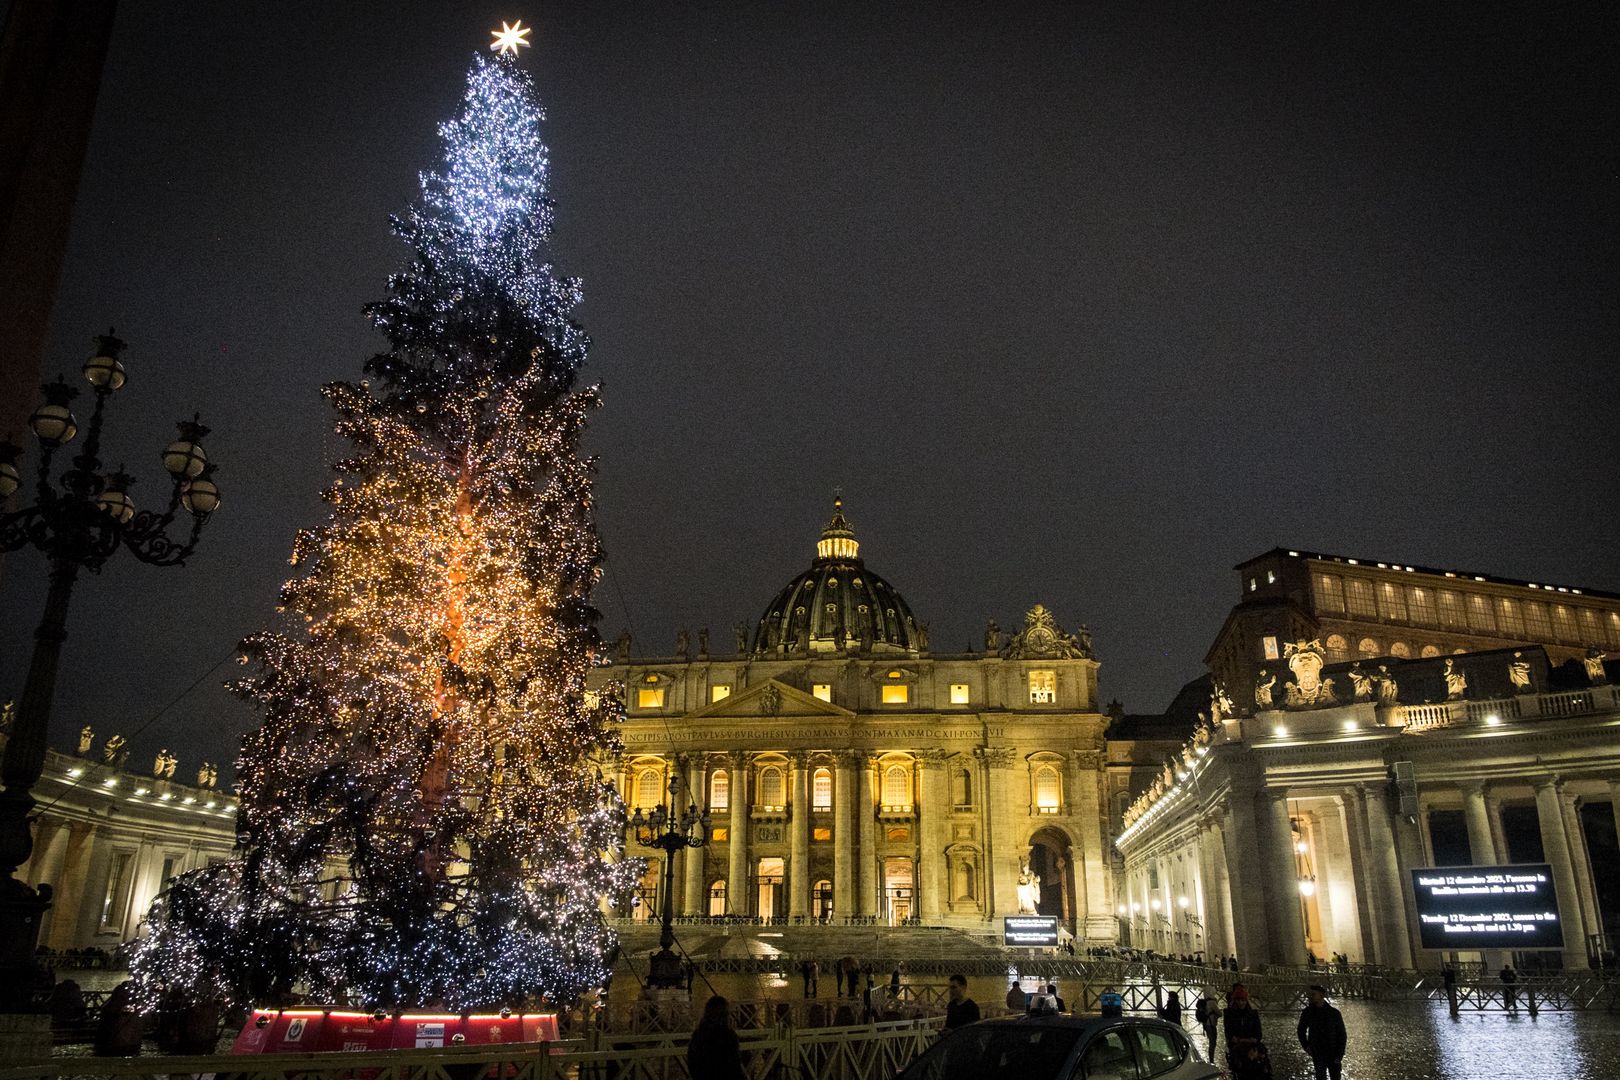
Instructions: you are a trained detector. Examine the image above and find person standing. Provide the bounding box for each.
[1045,983,1066,1012]
[1098,985,1124,1017]
[687,996,746,1080]
[1499,964,1518,1011]
[943,974,980,1032]
[1222,985,1262,1072]
[1006,981,1028,1013]
[1157,988,1182,1026]
[1296,985,1347,1080]
[1195,988,1221,1059]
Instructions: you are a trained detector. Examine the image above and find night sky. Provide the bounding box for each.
[3,2,1617,779]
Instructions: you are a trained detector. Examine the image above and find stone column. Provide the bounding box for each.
[23,818,63,888]
[45,822,98,950]
[684,758,706,915]
[1197,819,1225,960]
[980,748,1019,917]
[1262,790,1308,966]
[1221,788,1265,966]
[1360,785,1414,969]
[1070,750,1113,939]
[727,753,750,916]
[1461,781,1496,864]
[789,753,811,918]
[917,750,947,923]
[1487,794,1511,863]
[833,752,855,919]
[1208,809,1238,960]
[858,755,879,917]
[1560,791,1601,957]
[1534,777,1590,970]
[1610,780,1620,869]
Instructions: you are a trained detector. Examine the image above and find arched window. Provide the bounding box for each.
[1420,644,1441,658]
[883,764,911,809]
[758,766,785,809]
[1033,766,1061,812]
[635,768,662,810]
[812,767,833,810]
[1325,634,1348,662]
[708,880,727,917]
[709,769,729,811]
[1358,637,1380,658]
[953,767,973,808]
[1390,641,1411,657]
[813,878,833,921]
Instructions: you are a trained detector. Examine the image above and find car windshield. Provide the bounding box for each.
[899,1023,1085,1080]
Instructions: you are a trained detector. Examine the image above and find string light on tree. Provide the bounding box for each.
[130,37,638,1012]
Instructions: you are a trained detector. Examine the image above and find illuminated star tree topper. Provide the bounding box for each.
[129,41,638,1012]
[491,19,532,56]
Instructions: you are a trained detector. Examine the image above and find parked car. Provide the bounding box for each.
[898,1014,1220,1080]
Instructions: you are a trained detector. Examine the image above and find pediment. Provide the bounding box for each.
[687,678,854,719]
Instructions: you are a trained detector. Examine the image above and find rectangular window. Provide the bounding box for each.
[709,827,728,843]
[1438,590,1467,627]
[636,687,665,709]
[949,683,970,704]
[1345,578,1377,618]
[1316,574,1345,613]
[813,827,832,842]
[1579,608,1602,644]
[1524,602,1552,640]
[1262,635,1280,660]
[709,684,731,703]
[812,683,832,702]
[1467,594,1496,633]
[1497,598,1525,638]
[1552,605,1577,641]
[1378,582,1409,622]
[812,769,833,810]
[881,684,909,705]
[100,851,134,932]
[1608,613,1620,650]
[159,857,176,886]
[886,827,911,843]
[1408,587,1435,626]
[1028,670,1056,704]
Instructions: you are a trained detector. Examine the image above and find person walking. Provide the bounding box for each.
[1194,988,1221,1059]
[943,973,980,1033]
[1297,984,1347,1080]
[1222,985,1262,1073]
[1499,964,1518,1011]
[687,996,746,1080]
[800,958,818,998]
[1157,988,1182,1026]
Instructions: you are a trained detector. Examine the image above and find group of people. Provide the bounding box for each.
[1186,982,1346,1080]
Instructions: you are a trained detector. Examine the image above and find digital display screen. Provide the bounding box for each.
[1003,915,1059,947]
[1410,864,1563,950]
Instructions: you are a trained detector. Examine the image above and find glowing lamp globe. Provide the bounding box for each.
[97,488,135,524]
[182,473,222,517]
[163,417,210,479]
[83,332,129,391]
[0,440,20,499]
[30,380,79,447]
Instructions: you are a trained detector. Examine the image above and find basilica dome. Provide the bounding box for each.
[752,498,923,656]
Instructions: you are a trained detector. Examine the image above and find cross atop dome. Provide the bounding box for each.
[817,495,859,561]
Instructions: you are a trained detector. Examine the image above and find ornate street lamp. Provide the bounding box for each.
[628,770,709,989]
[0,332,220,1011]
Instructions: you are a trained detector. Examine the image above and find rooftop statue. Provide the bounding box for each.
[1002,604,1092,660]
[1255,669,1276,710]
[1508,652,1533,693]
[1585,647,1609,685]
[1444,658,1468,701]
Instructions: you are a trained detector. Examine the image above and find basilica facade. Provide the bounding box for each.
[589,500,1119,941]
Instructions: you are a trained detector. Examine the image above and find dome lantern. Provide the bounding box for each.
[816,496,859,561]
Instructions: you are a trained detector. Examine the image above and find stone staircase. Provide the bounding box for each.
[611,921,1009,973]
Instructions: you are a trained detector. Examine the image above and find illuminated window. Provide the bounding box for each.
[709,770,729,811]
[813,827,832,842]
[710,827,728,842]
[812,683,832,702]
[886,826,911,842]
[883,764,911,808]
[1408,587,1435,626]
[881,684,909,705]
[709,880,727,917]
[1390,641,1411,657]
[710,684,732,703]
[1248,577,1258,593]
[949,683,970,704]
[1262,635,1280,661]
[637,687,665,709]
[1034,766,1061,813]
[758,765,785,810]
[1266,570,1277,584]
[1524,602,1552,639]
[1420,645,1441,658]
[1378,583,1408,622]
[1345,578,1376,618]
[1358,637,1379,658]
[1325,634,1348,662]
[1437,590,1466,627]
[635,769,662,809]
[1497,599,1524,638]
[1552,605,1577,641]
[1608,613,1620,649]
[1579,608,1601,643]
[812,767,833,810]
[1317,574,1345,612]
[1467,594,1496,633]
[1028,670,1056,704]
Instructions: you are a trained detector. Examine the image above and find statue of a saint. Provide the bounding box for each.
[1016,857,1040,915]
[1375,665,1399,705]
[675,628,689,659]
[154,749,172,778]
[697,627,709,657]
[198,761,213,787]
[78,725,94,755]
[1585,647,1609,685]
[1444,658,1468,701]
[1348,664,1373,702]
[734,623,749,655]
[1508,652,1532,693]
[859,622,875,653]
[614,629,631,662]
[163,752,177,779]
[917,622,930,652]
[1255,669,1276,710]
[1078,624,1094,657]
[984,620,1001,654]
[103,734,126,766]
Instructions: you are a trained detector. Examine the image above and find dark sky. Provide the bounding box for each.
[4,1,1618,778]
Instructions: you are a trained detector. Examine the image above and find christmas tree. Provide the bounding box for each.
[131,45,637,1011]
